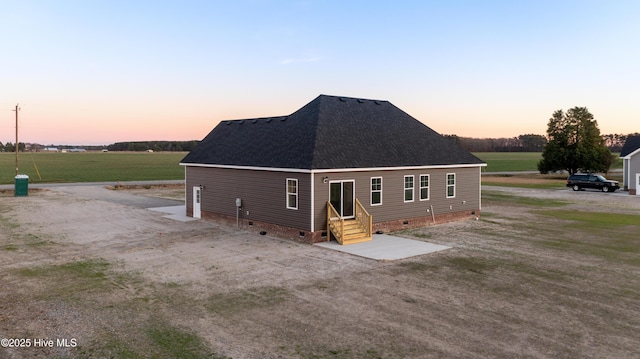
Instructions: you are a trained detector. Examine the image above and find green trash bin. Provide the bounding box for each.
[15,174,29,197]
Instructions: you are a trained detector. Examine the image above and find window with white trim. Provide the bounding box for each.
[420,174,430,201]
[286,178,298,209]
[371,177,382,205]
[446,173,456,198]
[404,175,414,202]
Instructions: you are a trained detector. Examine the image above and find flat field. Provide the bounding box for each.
[0,152,624,185]
[474,152,543,172]
[0,152,186,184]
[473,152,623,172]
[1,185,639,358]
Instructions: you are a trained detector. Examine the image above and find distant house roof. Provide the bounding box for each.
[181,95,485,170]
[621,135,640,158]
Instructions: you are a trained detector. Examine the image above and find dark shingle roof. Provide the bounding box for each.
[621,135,640,157]
[181,95,484,170]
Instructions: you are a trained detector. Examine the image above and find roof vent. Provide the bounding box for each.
[357,99,364,103]
[225,121,231,125]
[339,97,346,102]
[251,119,257,124]
[280,116,287,122]
[374,100,381,105]
[266,118,272,123]
[238,120,244,124]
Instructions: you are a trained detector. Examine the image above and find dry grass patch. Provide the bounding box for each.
[0,188,47,197]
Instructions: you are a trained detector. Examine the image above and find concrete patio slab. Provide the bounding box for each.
[148,205,198,222]
[314,233,450,261]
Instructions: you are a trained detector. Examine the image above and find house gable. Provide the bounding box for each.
[621,135,640,159]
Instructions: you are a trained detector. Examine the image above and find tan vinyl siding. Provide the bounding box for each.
[313,167,481,230]
[186,166,311,230]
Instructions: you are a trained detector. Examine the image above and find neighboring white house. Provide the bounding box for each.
[621,135,640,195]
[44,147,59,152]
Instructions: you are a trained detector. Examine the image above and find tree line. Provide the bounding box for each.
[447,133,633,153]
[446,134,547,152]
[106,140,199,152]
[1,133,635,154]
[0,141,199,152]
[0,142,26,152]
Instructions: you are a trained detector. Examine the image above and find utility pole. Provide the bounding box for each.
[13,104,20,175]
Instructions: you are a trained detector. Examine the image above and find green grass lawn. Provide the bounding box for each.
[0,152,186,184]
[474,152,623,172]
[473,152,542,172]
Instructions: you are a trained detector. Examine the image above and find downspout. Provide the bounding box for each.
[310,171,315,233]
[626,158,630,191]
[479,167,483,210]
[182,165,189,215]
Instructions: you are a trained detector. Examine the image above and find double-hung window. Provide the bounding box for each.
[420,174,430,201]
[371,177,382,205]
[446,173,456,198]
[286,178,298,209]
[404,175,414,202]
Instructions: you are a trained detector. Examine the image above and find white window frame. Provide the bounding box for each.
[404,175,414,202]
[446,173,456,198]
[286,178,298,210]
[371,177,382,206]
[419,174,430,201]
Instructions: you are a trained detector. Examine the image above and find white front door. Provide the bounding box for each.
[636,174,640,196]
[192,186,201,218]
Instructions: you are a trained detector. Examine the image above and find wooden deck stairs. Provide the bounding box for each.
[338,219,372,244]
[327,199,372,245]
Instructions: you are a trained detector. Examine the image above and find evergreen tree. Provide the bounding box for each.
[538,107,613,174]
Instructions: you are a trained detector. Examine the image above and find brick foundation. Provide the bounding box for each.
[188,208,479,244]
[630,189,637,195]
[372,210,480,234]
[197,210,325,244]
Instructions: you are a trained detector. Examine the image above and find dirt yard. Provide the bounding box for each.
[1,184,639,358]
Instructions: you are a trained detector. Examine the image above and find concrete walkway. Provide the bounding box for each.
[148,205,197,222]
[314,233,450,261]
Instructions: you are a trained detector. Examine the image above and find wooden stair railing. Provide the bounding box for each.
[327,199,372,245]
[354,198,372,241]
[327,201,345,244]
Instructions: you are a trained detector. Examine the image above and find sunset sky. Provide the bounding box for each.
[1,0,639,145]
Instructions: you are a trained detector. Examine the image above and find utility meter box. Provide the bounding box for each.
[15,174,29,197]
